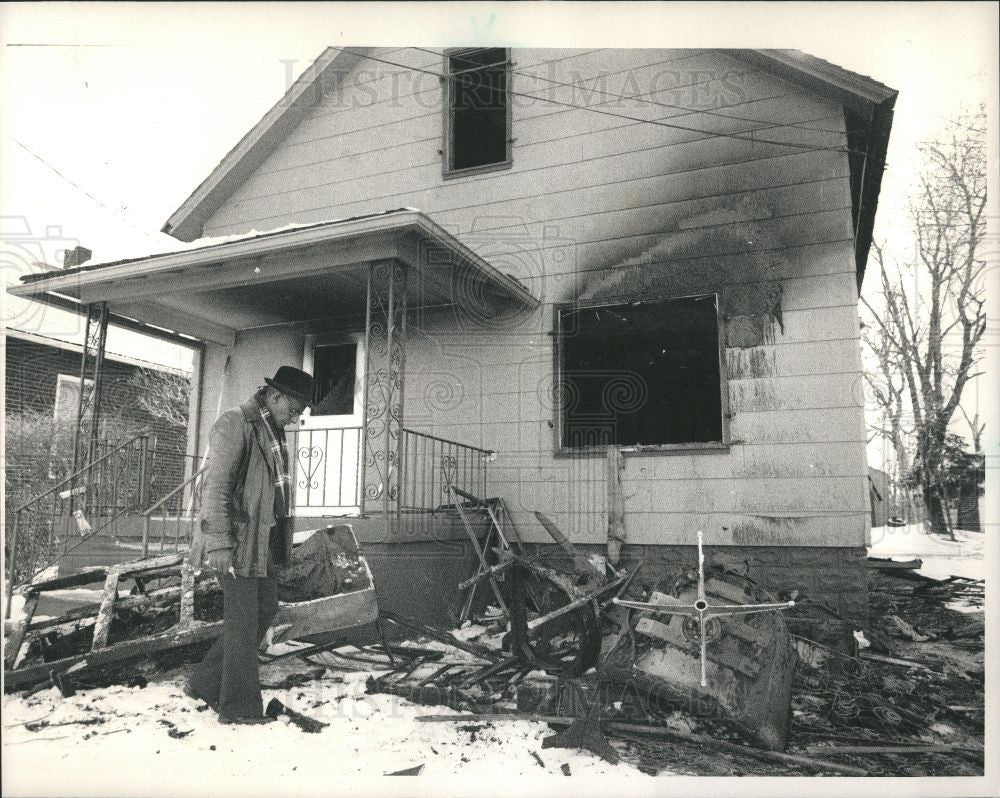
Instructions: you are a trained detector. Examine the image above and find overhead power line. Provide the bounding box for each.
[416,46,851,137]
[327,46,858,155]
[6,135,162,243]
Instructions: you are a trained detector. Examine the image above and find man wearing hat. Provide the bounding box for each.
[186,366,314,724]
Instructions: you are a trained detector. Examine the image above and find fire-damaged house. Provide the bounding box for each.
[8,47,897,640]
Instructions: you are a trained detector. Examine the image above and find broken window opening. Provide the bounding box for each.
[556,294,725,450]
[445,48,511,175]
[311,343,357,416]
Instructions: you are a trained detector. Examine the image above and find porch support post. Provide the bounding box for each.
[361,259,407,531]
[70,301,109,516]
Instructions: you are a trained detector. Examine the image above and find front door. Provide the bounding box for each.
[293,334,364,516]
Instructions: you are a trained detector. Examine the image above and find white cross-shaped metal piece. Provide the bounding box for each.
[612,531,795,687]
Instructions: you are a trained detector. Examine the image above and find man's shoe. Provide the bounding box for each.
[218,714,276,725]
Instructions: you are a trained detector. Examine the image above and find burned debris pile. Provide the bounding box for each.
[4,525,377,695]
[4,502,984,777]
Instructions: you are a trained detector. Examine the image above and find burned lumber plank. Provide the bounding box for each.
[366,677,483,713]
[179,562,195,628]
[5,621,225,692]
[379,611,501,662]
[23,577,218,634]
[4,593,40,671]
[18,568,110,592]
[265,698,328,733]
[91,565,125,650]
[457,559,514,592]
[866,557,923,570]
[859,652,938,672]
[801,744,983,756]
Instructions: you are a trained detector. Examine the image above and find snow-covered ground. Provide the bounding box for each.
[2,657,665,797]
[869,523,988,582]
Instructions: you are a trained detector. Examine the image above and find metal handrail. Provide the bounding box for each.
[141,465,209,518]
[141,465,208,557]
[399,427,493,515]
[401,427,494,457]
[5,431,153,617]
[8,430,151,515]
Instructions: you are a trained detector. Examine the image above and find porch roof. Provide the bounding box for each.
[10,209,539,346]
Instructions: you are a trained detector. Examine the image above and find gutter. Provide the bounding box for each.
[10,211,540,310]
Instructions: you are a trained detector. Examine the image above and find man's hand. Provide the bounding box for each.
[207,548,234,575]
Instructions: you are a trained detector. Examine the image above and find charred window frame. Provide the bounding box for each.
[553,294,730,454]
[442,47,512,178]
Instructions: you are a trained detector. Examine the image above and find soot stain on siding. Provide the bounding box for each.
[726,348,776,380]
[731,517,805,546]
[572,195,787,349]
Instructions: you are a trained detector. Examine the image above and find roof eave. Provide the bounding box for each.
[11,211,540,310]
[729,49,897,112]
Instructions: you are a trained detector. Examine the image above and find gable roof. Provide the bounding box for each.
[161,47,369,243]
[162,47,897,287]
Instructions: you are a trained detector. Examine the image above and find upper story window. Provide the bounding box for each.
[444,48,511,177]
[555,294,728,452]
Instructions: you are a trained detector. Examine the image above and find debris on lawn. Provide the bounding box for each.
[265,698,328,733]
[3,518,984,779]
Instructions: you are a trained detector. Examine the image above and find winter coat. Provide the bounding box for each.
[189,397,292,577]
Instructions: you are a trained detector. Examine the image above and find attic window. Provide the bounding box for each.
[444,48,511,177]
[555,295,727,451]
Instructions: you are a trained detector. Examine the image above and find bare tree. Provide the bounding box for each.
[129,368,191,429]
[860,106,986,536]
[862,269,912,482]
[958,403,985,453]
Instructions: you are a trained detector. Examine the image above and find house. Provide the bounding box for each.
[4,327,196,508]
[9,48,897,631]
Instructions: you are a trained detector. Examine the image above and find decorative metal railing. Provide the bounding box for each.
[285,425,492,516]
[288,426,364,511]
[141,465,208,558]
[399,428,493,513]
[4,432,153,616]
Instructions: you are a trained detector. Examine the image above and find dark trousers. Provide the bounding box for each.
[189,568,279,718]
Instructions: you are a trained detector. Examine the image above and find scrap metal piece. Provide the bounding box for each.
[613,530,795,687]
[602,531,798,751]
[509,560,602,676]
[541,678,620,765]
[385,764,425,776]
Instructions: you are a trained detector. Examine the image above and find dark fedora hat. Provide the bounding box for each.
[264,366,315,407]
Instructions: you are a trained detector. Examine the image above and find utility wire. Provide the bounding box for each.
[6,135,163,243]
[327,46,858,155]
[418,46,851,137]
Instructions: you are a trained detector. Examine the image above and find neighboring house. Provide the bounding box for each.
[4,327,193,496]
[11,48,897,630]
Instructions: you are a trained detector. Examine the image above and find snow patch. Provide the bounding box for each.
[869,523,987,582]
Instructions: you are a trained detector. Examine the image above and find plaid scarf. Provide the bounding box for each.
[254,388,291,518]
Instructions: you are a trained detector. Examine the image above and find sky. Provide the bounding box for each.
[1,3,997,448]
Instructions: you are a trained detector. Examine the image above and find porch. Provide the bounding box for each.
[7,211,536,621]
